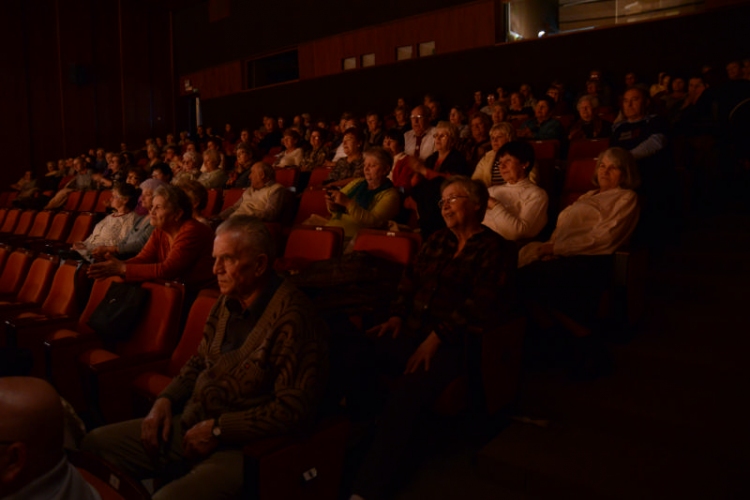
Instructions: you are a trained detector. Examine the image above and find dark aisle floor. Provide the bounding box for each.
[390,210,750,499]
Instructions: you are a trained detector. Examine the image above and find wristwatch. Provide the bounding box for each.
[212,419,221,439]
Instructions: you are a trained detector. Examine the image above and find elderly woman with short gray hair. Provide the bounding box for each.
[88,184,216,294]
[568,94,612,141]
[349,174,517,500]
[320,146,400,241]
[408,121,470,238]
[173,151,201,184]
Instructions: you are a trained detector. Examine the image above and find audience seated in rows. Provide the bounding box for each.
[88,184,217,296]
[44,156,96,210]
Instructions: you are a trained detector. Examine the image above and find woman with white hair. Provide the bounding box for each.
[172,151,201,184]
[197,149,227,189]
[408,121,470,238]
[568,95,612,141]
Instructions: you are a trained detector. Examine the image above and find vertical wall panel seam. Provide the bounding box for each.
[22,0,34,168]
[90,0,100,146]
[148,1,155,134]
[118,0,126,142]
[169,9,176,133]
[54,0,67,155]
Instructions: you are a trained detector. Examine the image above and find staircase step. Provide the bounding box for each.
[477,422,743,499]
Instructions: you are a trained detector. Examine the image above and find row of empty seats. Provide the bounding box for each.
[0,209,96,252]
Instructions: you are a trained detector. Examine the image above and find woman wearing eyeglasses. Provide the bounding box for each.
[407,121,470,238]
[348,175,516,500]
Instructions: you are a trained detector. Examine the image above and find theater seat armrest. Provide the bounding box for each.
[5,315,73,330]
[44,334,101,351]
[0,302,40,313]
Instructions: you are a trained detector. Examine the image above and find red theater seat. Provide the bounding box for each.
[275,226,344,273]
[568,138,609,161]
[560,159,597,210]
[352,229,422,266]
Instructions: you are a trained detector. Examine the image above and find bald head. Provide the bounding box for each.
[0,377,65,494]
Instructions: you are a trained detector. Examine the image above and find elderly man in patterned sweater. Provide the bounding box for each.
[82,216,329,499]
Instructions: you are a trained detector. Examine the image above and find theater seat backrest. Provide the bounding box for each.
[293,189,328,226]
[77,276,124,335]
[44,212,72,242]
[167,289,220,376]
[561,159,597,210]
[41,260,81,316]
[0,250,33,295]
[15,254,58,305]
[353,229,422,266]
[117,281,184,358]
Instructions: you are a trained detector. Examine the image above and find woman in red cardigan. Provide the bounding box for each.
[88,184,217,294]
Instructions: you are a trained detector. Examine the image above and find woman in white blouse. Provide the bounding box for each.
[517,147,640,328]
[72,183,141,260]
[482,140,548,241]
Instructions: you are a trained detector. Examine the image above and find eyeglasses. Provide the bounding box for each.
[433,133,449,139]
[410,115,423,119]
[438,195,469,208]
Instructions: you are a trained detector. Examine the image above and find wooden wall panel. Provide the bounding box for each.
[57,0,97,156]
[199,2,750,136]
[147,6,176,141]
[0,0,31,188]
[0,0,175,185]
[91,0,125,149]
[297,0,496,80]
[179,61,242,100]
[120,0,156,147]
[25,0,66,168]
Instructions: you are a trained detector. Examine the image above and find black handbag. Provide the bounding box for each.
[87,282,150,342]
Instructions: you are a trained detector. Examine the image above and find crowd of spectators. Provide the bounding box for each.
[4,59,750,500]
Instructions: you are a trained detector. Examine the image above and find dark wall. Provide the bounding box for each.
[197,4,750,131]
[0,0,174,188]
[172,0,484,74]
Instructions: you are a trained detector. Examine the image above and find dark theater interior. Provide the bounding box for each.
[0,0,749,498]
